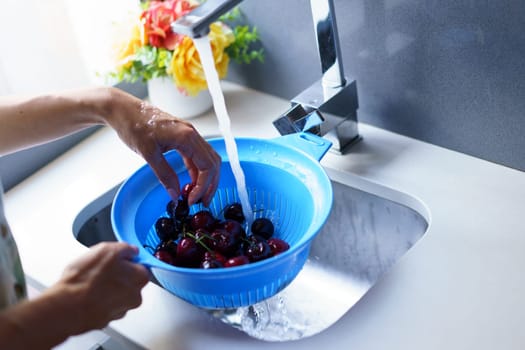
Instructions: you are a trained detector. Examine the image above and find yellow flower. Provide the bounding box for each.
[168,22,235,96]
[113,19,147,69]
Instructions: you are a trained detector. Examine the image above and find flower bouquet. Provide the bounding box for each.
[109,0,263,117]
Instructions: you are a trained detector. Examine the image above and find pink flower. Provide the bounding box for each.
[141,0,198,50]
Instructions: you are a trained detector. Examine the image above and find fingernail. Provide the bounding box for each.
[167,188,179,202]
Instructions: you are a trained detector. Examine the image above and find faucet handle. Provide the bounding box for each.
[273,104,324,135]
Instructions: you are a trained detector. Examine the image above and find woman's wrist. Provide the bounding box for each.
[75,86,119,127]
[90,86,143,128]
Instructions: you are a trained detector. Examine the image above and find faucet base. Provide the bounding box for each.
[321,114,361,154]
[273,78,360,154]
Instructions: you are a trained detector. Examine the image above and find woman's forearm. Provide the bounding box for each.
[0,84,220,204]
[0,286,79,350]
[0,87,113,156]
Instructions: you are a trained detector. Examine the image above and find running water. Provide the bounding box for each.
[193,36,254,226]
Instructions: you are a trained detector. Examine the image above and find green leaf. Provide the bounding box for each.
[227,25,264,64]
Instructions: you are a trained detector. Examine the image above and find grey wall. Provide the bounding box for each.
[227,0,525,171]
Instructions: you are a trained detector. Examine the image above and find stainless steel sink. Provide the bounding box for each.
[73,166,429,342]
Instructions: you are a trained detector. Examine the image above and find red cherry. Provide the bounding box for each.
[155,217,177,241]
[245,240,272,262]
[201,251,227,269]
[190,210,217,231]
[224,255,250,267]
[223,203,245,223]
[267,237,290,256]
[194,228,212,248]
[216,219,246,239]
[176,237,204,267]
[175,199,190,220]
[154,250,175,265]
[210,228,241,256]
[180,183,195,200]
[166,199,190,225]
[166,200,176,217]
[201,259,224,269]
[157,239,178,257]
[251,218,274,239]
[203,251,227,265]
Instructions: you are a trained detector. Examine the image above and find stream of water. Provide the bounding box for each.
[193,36,254,226]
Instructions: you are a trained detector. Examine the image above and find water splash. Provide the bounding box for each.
[192,36,254,226]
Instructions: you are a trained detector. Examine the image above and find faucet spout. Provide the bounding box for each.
[171,0,243,38]
[274,0,360,154]
[311,0,346,89]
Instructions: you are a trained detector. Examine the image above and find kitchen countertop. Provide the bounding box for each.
[4,81,525,349]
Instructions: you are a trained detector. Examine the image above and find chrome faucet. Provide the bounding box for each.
[274,0,360,154]
[171,0,360,154]
[171,0,243,38]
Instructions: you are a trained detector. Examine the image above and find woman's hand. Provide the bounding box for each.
[101,88,221,206]
[53,242,150,332]
[0,242,149,349]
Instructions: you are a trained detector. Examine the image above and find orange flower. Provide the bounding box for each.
[141,0,198,50]
[168,22,235,96]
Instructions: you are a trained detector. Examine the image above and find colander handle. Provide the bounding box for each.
[272,132,333,161]
[132,249,157,269]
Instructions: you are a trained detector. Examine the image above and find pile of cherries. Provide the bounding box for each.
[149,183,290,269]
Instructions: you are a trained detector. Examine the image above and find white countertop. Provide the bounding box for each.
[4,81,525,349]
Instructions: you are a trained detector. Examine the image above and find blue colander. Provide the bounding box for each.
[111,132,333,309]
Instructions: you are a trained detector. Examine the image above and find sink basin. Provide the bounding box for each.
[73,166,429,341]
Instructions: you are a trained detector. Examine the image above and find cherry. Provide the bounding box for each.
[167,199,189,221]
[236,234,263,256]
[267,237,290,255]
[245,240,272,262]
[216,219,246,239]
[190,210,217,232]
[223,203,245,223]
[194,228,212,249]
[180,183,195,201]
[210,228,242,256]
[156,239,178,257]
[154,250,175,265]
[203,251,227,265]
[155,217,177,241]
[246,234,266,245]
[166,200,176,217]
[176,237,204,268]
[224,255,250,267]
[201,259,224,269]
[251,218,274,239]
[201,251,226,269]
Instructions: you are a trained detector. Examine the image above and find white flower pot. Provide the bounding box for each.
[147,77,213,119]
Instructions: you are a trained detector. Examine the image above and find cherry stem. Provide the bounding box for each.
[183,231,214,253]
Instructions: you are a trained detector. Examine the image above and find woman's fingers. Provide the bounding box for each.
[144,151,182,201]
